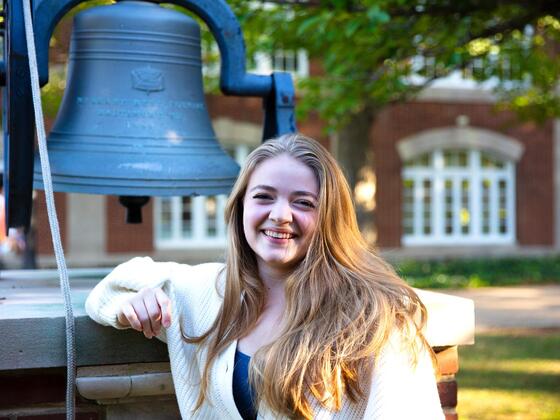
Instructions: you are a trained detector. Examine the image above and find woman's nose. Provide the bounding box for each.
[268,200,292,223]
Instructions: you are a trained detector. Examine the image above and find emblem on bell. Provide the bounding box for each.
[131,67,164,94]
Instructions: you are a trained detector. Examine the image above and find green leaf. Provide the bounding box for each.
[345,20,362,38]
[296,15,324,37]
[366,5,390,24]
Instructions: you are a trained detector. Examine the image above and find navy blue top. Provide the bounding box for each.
[232,349,257,420]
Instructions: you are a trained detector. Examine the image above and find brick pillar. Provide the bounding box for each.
[435,346,459,420]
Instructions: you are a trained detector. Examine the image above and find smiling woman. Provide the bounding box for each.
[242,153,319,275]
[85,133,444,420]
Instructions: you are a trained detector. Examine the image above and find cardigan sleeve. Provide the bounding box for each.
[85,256,186,330]
[363,329,445,420]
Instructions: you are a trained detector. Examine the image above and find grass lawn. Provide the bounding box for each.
[456,330,560,420]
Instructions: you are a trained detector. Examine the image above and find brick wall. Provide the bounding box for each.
[34,191,67,255]
[207,95,264,125]
[373,101,554,248]
[106,195,154,254]
[207,94,328,145]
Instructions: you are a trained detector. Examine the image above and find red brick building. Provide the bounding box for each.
[374,96,554,255]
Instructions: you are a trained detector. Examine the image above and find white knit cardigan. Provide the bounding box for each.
[85,257,445,420]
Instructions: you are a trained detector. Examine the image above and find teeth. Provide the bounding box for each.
[264,230,294,239]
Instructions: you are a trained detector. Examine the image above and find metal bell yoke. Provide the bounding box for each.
[1,0,297,229]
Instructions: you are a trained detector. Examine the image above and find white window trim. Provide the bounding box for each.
[402,149,516,246]
[397,126,524,163]
[154,195,228,250]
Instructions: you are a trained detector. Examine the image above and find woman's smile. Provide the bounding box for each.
[262,229,296,240]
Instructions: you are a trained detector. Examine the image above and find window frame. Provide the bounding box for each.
[402,149,516,246]
[253,49,309,79]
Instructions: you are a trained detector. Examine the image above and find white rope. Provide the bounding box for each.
[21,0,76,418]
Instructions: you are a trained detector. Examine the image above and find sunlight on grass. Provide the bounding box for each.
[456,332,560,420]
[459,389,560,420]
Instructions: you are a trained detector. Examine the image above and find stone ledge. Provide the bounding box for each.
[416,289,475,346]
[0,273,474,371]
[77,363,174,401]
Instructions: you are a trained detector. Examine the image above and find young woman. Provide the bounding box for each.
[86,133,444,419]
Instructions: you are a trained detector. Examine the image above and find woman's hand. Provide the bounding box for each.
[117,287,172,339]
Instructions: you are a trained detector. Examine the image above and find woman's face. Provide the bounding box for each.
[243,154,319,275]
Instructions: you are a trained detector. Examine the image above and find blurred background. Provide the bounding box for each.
[1,1,559,418]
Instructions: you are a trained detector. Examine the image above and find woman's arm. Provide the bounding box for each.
[364,330,444,420]
[85,257,182,336]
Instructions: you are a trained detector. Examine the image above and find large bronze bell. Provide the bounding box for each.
[33,0,239,220]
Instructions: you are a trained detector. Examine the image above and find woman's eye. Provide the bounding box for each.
[253,193,272,200]
[296,200,316,209]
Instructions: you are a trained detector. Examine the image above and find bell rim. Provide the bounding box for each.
[32,176,238,197]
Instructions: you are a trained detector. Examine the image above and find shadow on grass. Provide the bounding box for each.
[462,332,560,360]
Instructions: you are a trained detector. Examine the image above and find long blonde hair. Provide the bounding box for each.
[186,133,428,418]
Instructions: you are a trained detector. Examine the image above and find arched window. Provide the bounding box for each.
[398,126,524,246]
